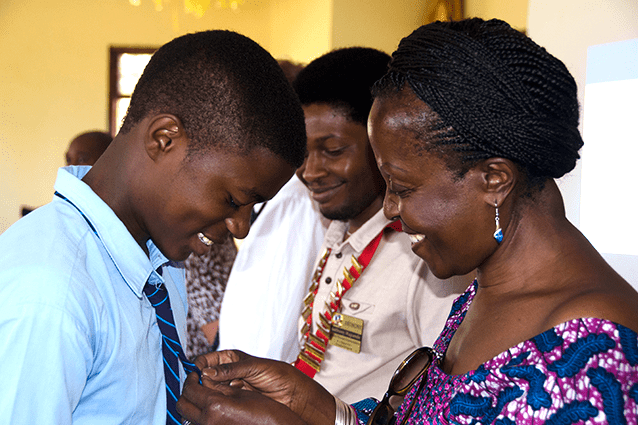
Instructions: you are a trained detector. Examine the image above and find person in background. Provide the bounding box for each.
[21,130,113,216]
[278,59,305,85]
[177,18,638,425]
[183,235,237,359]
[288,47,470,403]
[0,29,306,425]
[225,46,469,404]
[65,130,113,166]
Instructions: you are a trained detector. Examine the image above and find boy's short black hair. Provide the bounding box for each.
[120,30,306,168]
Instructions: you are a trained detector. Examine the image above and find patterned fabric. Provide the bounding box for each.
[183,236,237,359]
[144,276,201,425]
[353,280,638,424]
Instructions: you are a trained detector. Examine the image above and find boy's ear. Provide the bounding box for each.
[145,114,186,161]
[479,157,518,207]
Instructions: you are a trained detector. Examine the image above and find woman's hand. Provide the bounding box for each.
[177,372,308,425]
[192,350,335,425]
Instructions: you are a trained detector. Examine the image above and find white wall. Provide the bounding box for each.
[528,0,638,288]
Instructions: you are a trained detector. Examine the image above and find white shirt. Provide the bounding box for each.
[299,209,473,404]
[218,175,328,362]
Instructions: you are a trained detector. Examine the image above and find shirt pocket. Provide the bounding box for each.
[341,297,375,317]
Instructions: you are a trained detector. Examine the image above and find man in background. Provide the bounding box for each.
[219,47,471,404]
[287,47,471,403]
[21,130,113,216]
[65,130,113,166]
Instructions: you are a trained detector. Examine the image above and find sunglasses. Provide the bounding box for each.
[366,347,438,425]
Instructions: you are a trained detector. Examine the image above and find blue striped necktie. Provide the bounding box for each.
[144,277,201,425]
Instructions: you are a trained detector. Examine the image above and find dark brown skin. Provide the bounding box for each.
[296,103,385,233]
[178,104,389,425]
[368,89,638,375]
[177,88,638,424]
[65,133,111,166]
[83,114,295,262]
[178,373,308,425]
[440,180,638,375]
[177,350,335,425]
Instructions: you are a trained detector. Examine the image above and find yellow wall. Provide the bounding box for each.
[332,0,429,54]
[0,0,274,233]
[465,0,529,31]
[0,0,529,233]
[268,0,333,63]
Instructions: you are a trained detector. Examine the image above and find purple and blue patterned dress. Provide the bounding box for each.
[353,280,638,424]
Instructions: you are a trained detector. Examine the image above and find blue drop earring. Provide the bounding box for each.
[493,201,503,243]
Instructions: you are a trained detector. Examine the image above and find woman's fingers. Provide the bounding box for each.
[177,371,308,425]
[194,349,244,371]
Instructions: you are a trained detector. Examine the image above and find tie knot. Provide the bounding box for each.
[143,282,168,306]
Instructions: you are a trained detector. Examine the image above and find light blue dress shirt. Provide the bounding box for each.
[0,166,188,424]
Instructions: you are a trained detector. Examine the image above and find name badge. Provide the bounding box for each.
[330,313,364,353]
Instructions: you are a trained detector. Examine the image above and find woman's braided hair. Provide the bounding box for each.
[373,18,584,186]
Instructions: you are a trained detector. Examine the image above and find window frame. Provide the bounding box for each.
[108,46,158,136]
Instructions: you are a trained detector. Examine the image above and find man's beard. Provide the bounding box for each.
[318,190,380,223]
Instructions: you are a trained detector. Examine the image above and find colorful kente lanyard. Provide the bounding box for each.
[293,219,402,378]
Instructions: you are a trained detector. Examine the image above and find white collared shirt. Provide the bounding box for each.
[302,208,473,404]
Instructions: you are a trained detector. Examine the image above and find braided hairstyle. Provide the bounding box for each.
[293,47,391,125]
[373,18,583,187]
[119,30,306,168]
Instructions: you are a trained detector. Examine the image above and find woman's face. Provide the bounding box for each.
[368,90,495,279]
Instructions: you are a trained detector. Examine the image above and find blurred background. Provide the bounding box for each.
[1,0,636,286]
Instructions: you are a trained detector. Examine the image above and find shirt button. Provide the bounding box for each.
[349,302,360,310]
[335,252,343,259]
[325,277,332,284]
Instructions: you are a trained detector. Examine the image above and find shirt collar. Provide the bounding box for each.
[53,166,168,297]
[324,208,393,253]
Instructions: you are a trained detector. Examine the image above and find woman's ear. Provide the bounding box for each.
[479,157,518,207]
[145,114,186,161]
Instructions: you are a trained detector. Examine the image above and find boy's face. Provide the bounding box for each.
[141,145,295,261]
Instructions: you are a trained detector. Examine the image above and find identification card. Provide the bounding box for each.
[330,313,364,353]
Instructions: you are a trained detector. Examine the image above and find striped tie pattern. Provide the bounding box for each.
[144,280,201,424]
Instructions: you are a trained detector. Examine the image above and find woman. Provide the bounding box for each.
[177,18,638,425]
